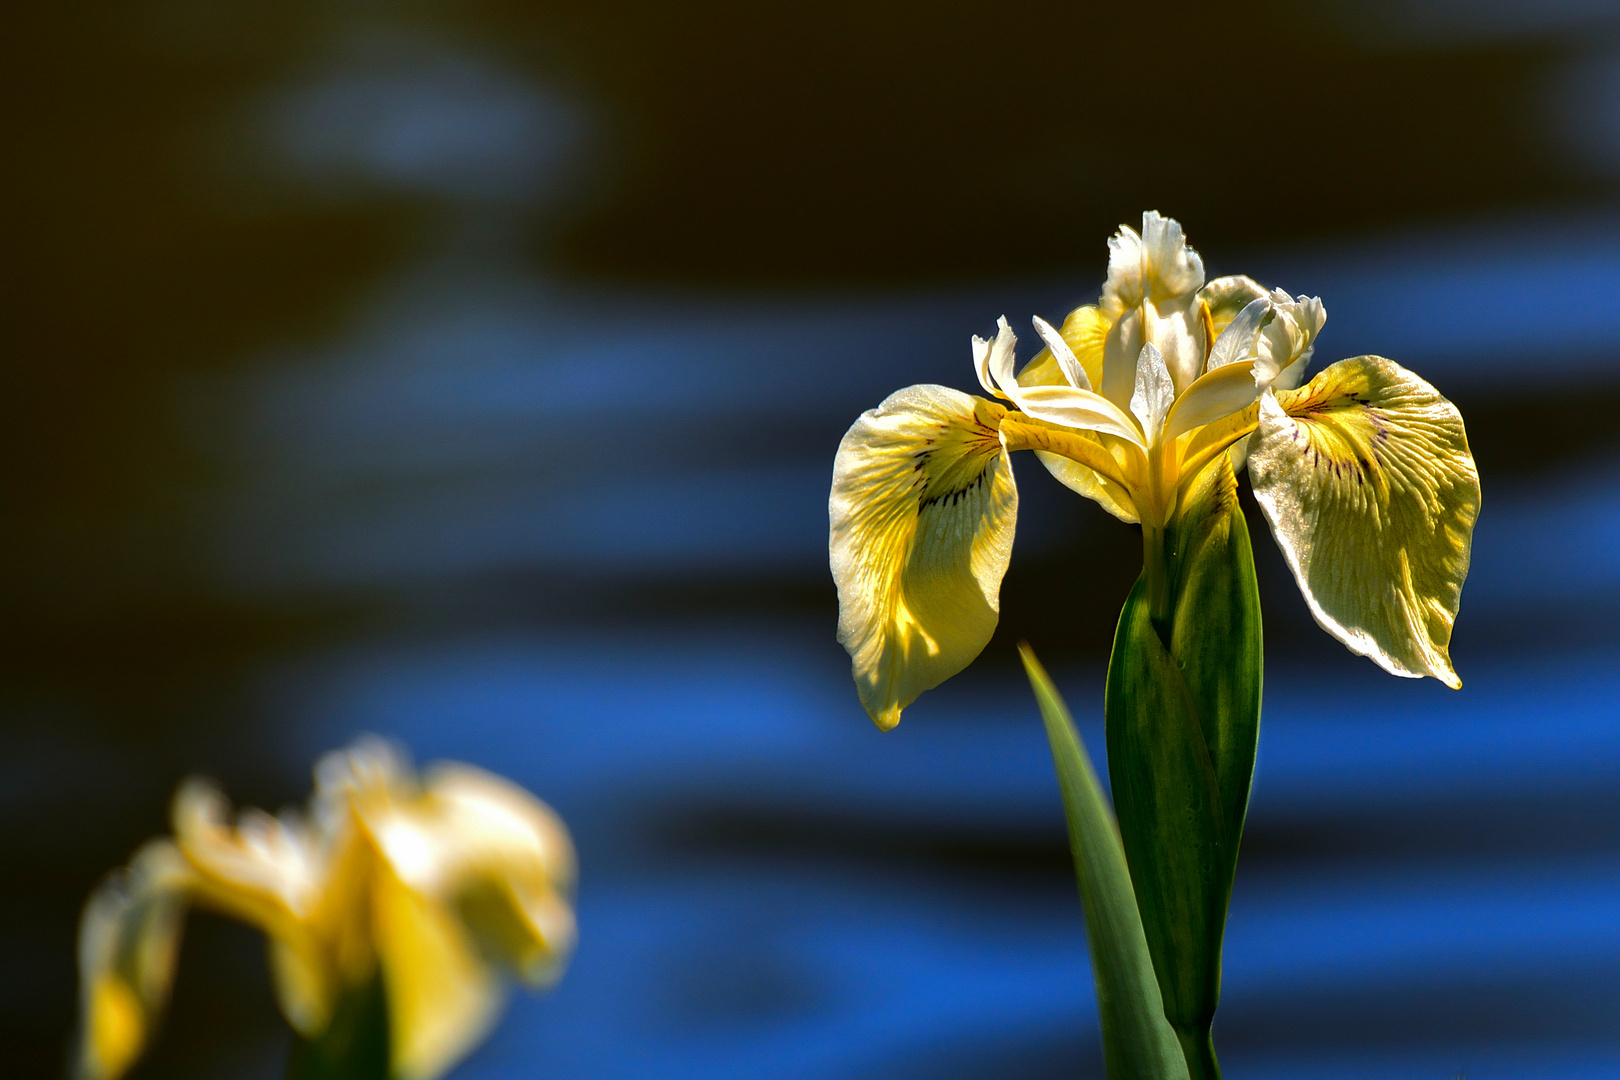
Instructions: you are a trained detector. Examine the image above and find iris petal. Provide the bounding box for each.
[1032,314,1093,391]
[1162,361,1262,442]
[373,862,502,1080]
[1034,447,1141,524]
[1248,357,1480,687]
[74,842,192,1080]
[1204,297,1271,373]
[1130,343,1174,442]
[1256,290,1326,391]
[830,385,1017,729]
[1018,305,1110,391]
[1197,275,1268,337]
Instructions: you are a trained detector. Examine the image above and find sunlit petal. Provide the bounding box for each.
[1100,306,1144,410]
[1256,289,1326,391]
[972,319,1020,401]
[1104,212,1204,314]
[1008,383,1146,446]
[373,864,501,1080]
[1162,361,1263,442]
[1034,448,1140,524]
[74,842,192,1080]
[1100,212,1208,395]
[1032,314,1092,391]
[830,385,1017,729]
[1248,358,1480,687]
[1020,304,1111,392]
[987,316,1019,391]
[383,764,579,987]
[1197,274,1268,336]
[1130,343,1174,442]
[971,333,1002,399]
[1204,297,1271,373]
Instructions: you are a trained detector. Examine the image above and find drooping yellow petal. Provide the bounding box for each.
[830,385,1017,729]
[74,841,193,1080]
[1248,357,1480,687]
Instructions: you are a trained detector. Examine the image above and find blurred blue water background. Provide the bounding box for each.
[9,2,1620,1078]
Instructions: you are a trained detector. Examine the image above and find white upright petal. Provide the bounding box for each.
[972,318,1020,400]
[1101,223,1146,317]
[1154,303,1207,394]
[1139,211,1205,300]
[1101,212,1205,315]
[1100,305,1145,411]
[1099,212,1207,398]
[1130,343,1174,443]
[1032,314,1092,391]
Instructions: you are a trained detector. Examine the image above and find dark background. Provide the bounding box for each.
[7,1,1620,1077]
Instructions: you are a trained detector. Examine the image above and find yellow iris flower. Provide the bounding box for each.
[74,738,577,1080]
[830,212,1480,729]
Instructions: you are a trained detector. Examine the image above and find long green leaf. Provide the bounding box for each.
[1021,646,1191,1080]
[1105,455,1263,1080]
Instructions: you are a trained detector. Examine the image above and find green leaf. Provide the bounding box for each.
[286,972,391,1080]
[1021,646,1191,1080]
[1106,456,1263,1080]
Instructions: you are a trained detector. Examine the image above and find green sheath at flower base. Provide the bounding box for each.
[1106,455,1262,1080]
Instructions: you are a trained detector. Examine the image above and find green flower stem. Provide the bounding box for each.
[1142,523,1172,636]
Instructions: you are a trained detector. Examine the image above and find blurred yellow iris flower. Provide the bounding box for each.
[75,738,577,1080]
[830,211,1480,729]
